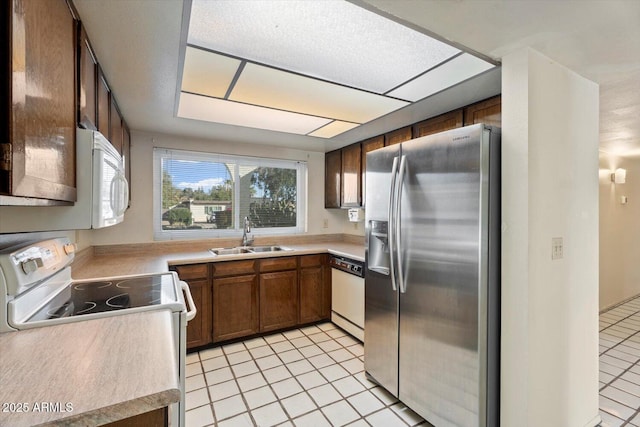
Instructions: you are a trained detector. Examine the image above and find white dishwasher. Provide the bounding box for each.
[330,255,365,341]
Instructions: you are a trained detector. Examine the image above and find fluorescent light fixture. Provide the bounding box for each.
[177,92,331,135]
[611,168,627,184]
[181,46,240,98]
[387,53,495,102]
[229,63,408,123]
[309,121,360,139]
[179,0,498,139]
[187,0,460,93]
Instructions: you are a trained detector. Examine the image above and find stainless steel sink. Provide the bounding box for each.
[247,245,293,253]
[209,245,293,256]
[209,247,252,255]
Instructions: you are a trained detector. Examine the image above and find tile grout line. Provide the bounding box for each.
[187,322,423,426]
[599,296,640,426]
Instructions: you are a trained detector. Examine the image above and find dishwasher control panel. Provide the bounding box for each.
[329,255,364,277]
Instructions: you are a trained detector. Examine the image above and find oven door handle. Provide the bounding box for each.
[180,280,197,322]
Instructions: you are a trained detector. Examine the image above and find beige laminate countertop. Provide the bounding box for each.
[0,310,180,427]
[0,239,362,426]
[72,242,365,279]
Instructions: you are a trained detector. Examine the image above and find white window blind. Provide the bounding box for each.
[153,148,307,240]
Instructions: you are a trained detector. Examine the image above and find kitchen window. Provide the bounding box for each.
[153,148,307,240]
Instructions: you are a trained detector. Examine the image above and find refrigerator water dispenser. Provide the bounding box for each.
[368,220,390,275]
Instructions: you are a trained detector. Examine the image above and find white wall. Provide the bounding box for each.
[501,48,600,426]
[599,153,640,310]
[88,131,353,245]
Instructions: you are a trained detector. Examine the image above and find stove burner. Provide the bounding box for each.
[74,281,113,291]
[26,273,176,323]
[106,293,131,309]
[115,278,157,289]
[76,301,97,315]
[46,301,74,318]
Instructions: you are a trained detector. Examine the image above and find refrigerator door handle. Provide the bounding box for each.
[396,155,408,293]
[388,156,399,292]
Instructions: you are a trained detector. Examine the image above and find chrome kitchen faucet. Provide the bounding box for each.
[242,216,254,246]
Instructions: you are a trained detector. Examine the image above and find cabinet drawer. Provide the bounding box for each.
[174,264,208,280]
[259,257,298,272]
[214,260,256,277]
[300,254,325,268]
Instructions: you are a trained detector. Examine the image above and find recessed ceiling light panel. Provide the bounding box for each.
[177,92,332,135]
[309,121,360,139]
[181,46,240,98]
[387,53,495,102]
[229,63,408,123]
[187,0,461,93]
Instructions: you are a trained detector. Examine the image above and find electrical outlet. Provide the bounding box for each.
[552,237,563,260]
[323,219,329,229]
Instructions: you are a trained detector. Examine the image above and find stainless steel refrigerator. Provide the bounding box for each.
[364,124,500,427]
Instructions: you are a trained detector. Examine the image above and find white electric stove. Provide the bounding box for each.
[0,237,196,426]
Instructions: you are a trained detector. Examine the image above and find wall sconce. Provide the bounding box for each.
[611,168,627,184]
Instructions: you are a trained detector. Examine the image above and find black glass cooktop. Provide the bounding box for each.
[28,274,177,321]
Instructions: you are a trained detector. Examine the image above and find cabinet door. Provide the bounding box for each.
[103,407,167,427]
[97,68,110,138]
[184,278,212,349]
[260,270,298,332]
[384,126,412,146]
[324,150,341,208]
[78,25,97,130]
[463,95,501,127]
[341,143,361,207]
[413,109,463,138]
[3,0,77,202]
[299,266,327,324]
[213,274,258,342]
[110,97,123,154]
[361,136,384,206]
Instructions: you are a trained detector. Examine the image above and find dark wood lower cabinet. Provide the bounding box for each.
[182,255,331,347]
[213,274,258,342]
[184,278,211,349]
[299,255,331,324]
[172,264,212,350]
[104,407,167,427]
[259,270,298,332]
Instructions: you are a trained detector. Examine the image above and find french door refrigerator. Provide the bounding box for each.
[364,124,500,427]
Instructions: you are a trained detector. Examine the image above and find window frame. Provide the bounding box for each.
[153,147,307,241]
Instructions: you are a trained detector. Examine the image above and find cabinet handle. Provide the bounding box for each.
[181,281,197,322]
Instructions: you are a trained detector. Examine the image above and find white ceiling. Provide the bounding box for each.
[73,0,640,155]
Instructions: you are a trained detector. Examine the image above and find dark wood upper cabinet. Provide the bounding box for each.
[2,0,78,203]
[324,150,341,209]
[361,136,384,206]
[384,126,412,146]
[97,68,110,139]
[78,25,97,130]
[464,95,502,127]
[110,98,123,154]
[341,143,361,207]
[413,110,464,138]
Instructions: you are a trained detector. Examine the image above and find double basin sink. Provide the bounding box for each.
[209,245,293,256]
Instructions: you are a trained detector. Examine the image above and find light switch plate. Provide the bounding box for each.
[552,237,563,260]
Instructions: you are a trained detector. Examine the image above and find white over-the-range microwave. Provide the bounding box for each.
[0,129,129,232]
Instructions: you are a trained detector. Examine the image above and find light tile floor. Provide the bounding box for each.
[185,323,427,427]
[186,296,640,427]
[599,296,640,426]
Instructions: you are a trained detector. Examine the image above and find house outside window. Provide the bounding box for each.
[153,148,307,240]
